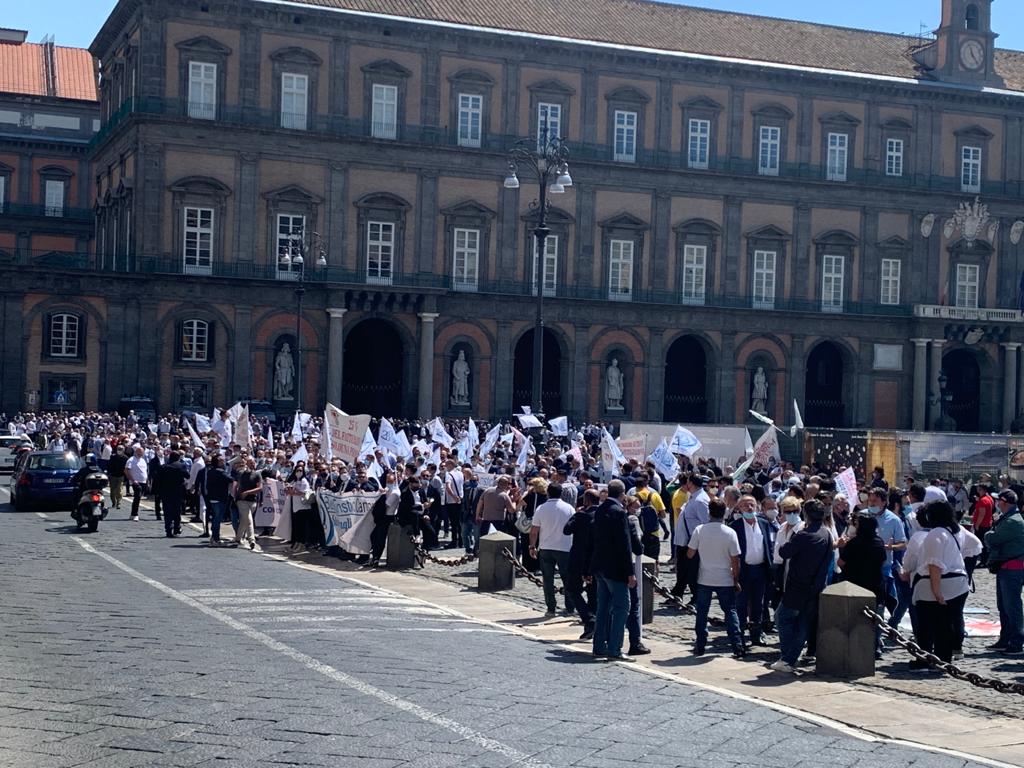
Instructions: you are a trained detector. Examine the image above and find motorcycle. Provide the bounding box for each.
[72,472,109,533]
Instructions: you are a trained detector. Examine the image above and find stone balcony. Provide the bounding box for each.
[913,305,1024,323]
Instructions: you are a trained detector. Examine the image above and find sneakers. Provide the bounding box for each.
[605,654,636,663]
[130,516,139,522]
[769,659,798,674]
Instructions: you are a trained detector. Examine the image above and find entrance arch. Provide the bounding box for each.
[805,341,846,427]
[342,319,404,417]
[942,349,981,432]
[664,335,709,423]
[512,328,562,416]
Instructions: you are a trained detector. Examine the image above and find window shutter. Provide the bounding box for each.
[175,321,183,363]
[206,322,216,363]
[77,314,86,359]
[43,314,52,359]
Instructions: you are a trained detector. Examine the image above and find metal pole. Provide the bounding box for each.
[295,266,305,414]
[532,178,549,415]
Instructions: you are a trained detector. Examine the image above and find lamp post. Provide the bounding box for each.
[280,230,327,413]
[503,120,573,415]
[936,369,956,432]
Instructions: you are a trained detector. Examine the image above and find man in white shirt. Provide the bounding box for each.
[687,497,744,657]
[529,482,576,616]
[442,459,464,549]
[186,448,206,523]
[125,445,149,522]
[730,494,774,646]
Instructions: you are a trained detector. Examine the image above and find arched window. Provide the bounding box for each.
[180,319,210,362]
[48,313,81,358]
[965,4,980,30]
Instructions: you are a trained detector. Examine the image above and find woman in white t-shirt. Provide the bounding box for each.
[904,501,981,668]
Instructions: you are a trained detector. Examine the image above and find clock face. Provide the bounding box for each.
[960,39,985,70]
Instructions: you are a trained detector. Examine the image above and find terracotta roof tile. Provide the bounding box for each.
[283,0,1024,92]
[0,40,97,101]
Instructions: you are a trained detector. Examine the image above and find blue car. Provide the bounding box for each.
[11,451,84,511]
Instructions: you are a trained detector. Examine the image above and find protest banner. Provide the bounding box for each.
[834,467,859,501]
[324,405,371,465]
[254,478,287,528]
[617,435,646,462]
[317,489,378,553]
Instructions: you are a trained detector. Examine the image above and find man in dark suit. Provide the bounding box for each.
[588,480,636,661]
[147,446,164,520]
[730,494,775,647]
[564,488,599,641]
[155,451,189,538]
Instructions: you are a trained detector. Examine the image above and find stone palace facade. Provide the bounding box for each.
[6,0,1024,430]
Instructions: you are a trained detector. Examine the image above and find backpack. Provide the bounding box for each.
[637,492,661,541]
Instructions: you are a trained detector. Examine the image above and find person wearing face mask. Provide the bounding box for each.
[838,513,887,658]
[730,494,774,647]
[870,486,907,622]
[285,461,315,550]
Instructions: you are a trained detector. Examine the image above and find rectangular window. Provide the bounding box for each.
[371,84,398,140]
[49,315,79,358]
[367,221,395,285]
[537,102,561,152]
[956,263,980,309]
[880,258,901,306]
[752,249,776,309]
[280,72,308,130]
[183,207,214,275]
[681,244,707,305]
[961,145,982,193]
[758,125,780,176]
[45,378,79,408]
[821,254,845,313]
[44,179,65,217]
[181,320,209,362]
[532,234,558,297]
[613,110,637,163]
[457,93,482,148]
[452,227,479,291]
[608,239,634,301]
[826,132,849,182]
[886,138,904,177]
[187,61,217,120]
[688,118,710,169]
[275,214,305,280]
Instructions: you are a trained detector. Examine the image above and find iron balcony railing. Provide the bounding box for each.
[0,202,93,222]
[89,97,1024,200]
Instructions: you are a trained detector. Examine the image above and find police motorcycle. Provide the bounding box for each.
[71,455,110,533]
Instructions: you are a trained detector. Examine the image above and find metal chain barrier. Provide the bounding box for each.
[407,534,478,567]
[500,547,563,594]
[644,568,725,627]
[862,606,1024,696]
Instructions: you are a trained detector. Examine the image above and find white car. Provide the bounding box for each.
[0,436,32,472]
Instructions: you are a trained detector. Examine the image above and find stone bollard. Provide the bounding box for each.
[640,555,656,625]
[386,523,416,571]
[477,531,517,592]
[816,581,877,678]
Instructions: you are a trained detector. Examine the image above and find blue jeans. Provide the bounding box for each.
[996,568,1024,647]
[538,549,575,612]
[694,584,743,651]
[889,573,913,631]
[461,517,478,553]
[593,575,629,657]
[207,500,226,542]
[776,600,817,666]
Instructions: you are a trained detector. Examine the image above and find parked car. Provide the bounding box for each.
[11,451,84,511]
[0,435,33,472]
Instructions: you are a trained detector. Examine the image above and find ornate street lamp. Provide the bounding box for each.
[503,120,573,415]
[936,369,956,432]
[280,231,327,412]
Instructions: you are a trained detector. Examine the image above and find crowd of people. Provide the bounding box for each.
[5,409,1024,672]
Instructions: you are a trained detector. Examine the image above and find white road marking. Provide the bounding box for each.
[35,513,48,519]
[72,536,555,768]
[227,604,449,615]
[270,627,505,634]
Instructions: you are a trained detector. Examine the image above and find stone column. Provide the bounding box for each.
[418,312,439,419]
[911,339,929,431]
[1003,343,1020,433]
[325,308,347,408]
[929,339,945,430]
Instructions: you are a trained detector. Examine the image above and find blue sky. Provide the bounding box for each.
[8,0,1024,50]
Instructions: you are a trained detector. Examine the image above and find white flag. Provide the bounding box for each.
[467,417,480,448]
[227,402,244,423]
[186,420,204,449]
[669,426,702,458]
[429,445,441,468]
[378,418,404,456]
[548,416,568,436]
[516,413,543,429]
[602,428,626,469]
[454,436,471,460]
[290,413,303,442]
[266,424,274,451]
[748,427,781,469]
[234,405,252,447]
[569,441,583,466]
[194,413,212,434]
[479,424,501,457]
[790,400,805,439]
[366,459,382,481]
[359,427,378,461]
[521,406,532,415]
[516,436,533,472]
[428,417,453,448]
[395,430,414,460]
[648,438,680,478]
[289,444,309,465]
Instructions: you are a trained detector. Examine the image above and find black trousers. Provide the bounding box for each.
[916,593,969,663]
[671,546,698,598]
[445,504,462,547]
[163,498,183,536]
[130,482,144,518]
[370,519,390,562]
[564,570,596,627]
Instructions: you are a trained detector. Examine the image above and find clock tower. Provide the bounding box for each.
[929,0,1001,86]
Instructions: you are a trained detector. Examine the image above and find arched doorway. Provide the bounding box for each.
[805,342,845,427]
[513,328,562,416]
[342,319,404,416]
[942,349,981,432]
[664,336,708,423]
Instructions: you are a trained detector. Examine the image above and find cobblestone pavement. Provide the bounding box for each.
[388,534,1024,721]
[0,492,1003,768]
